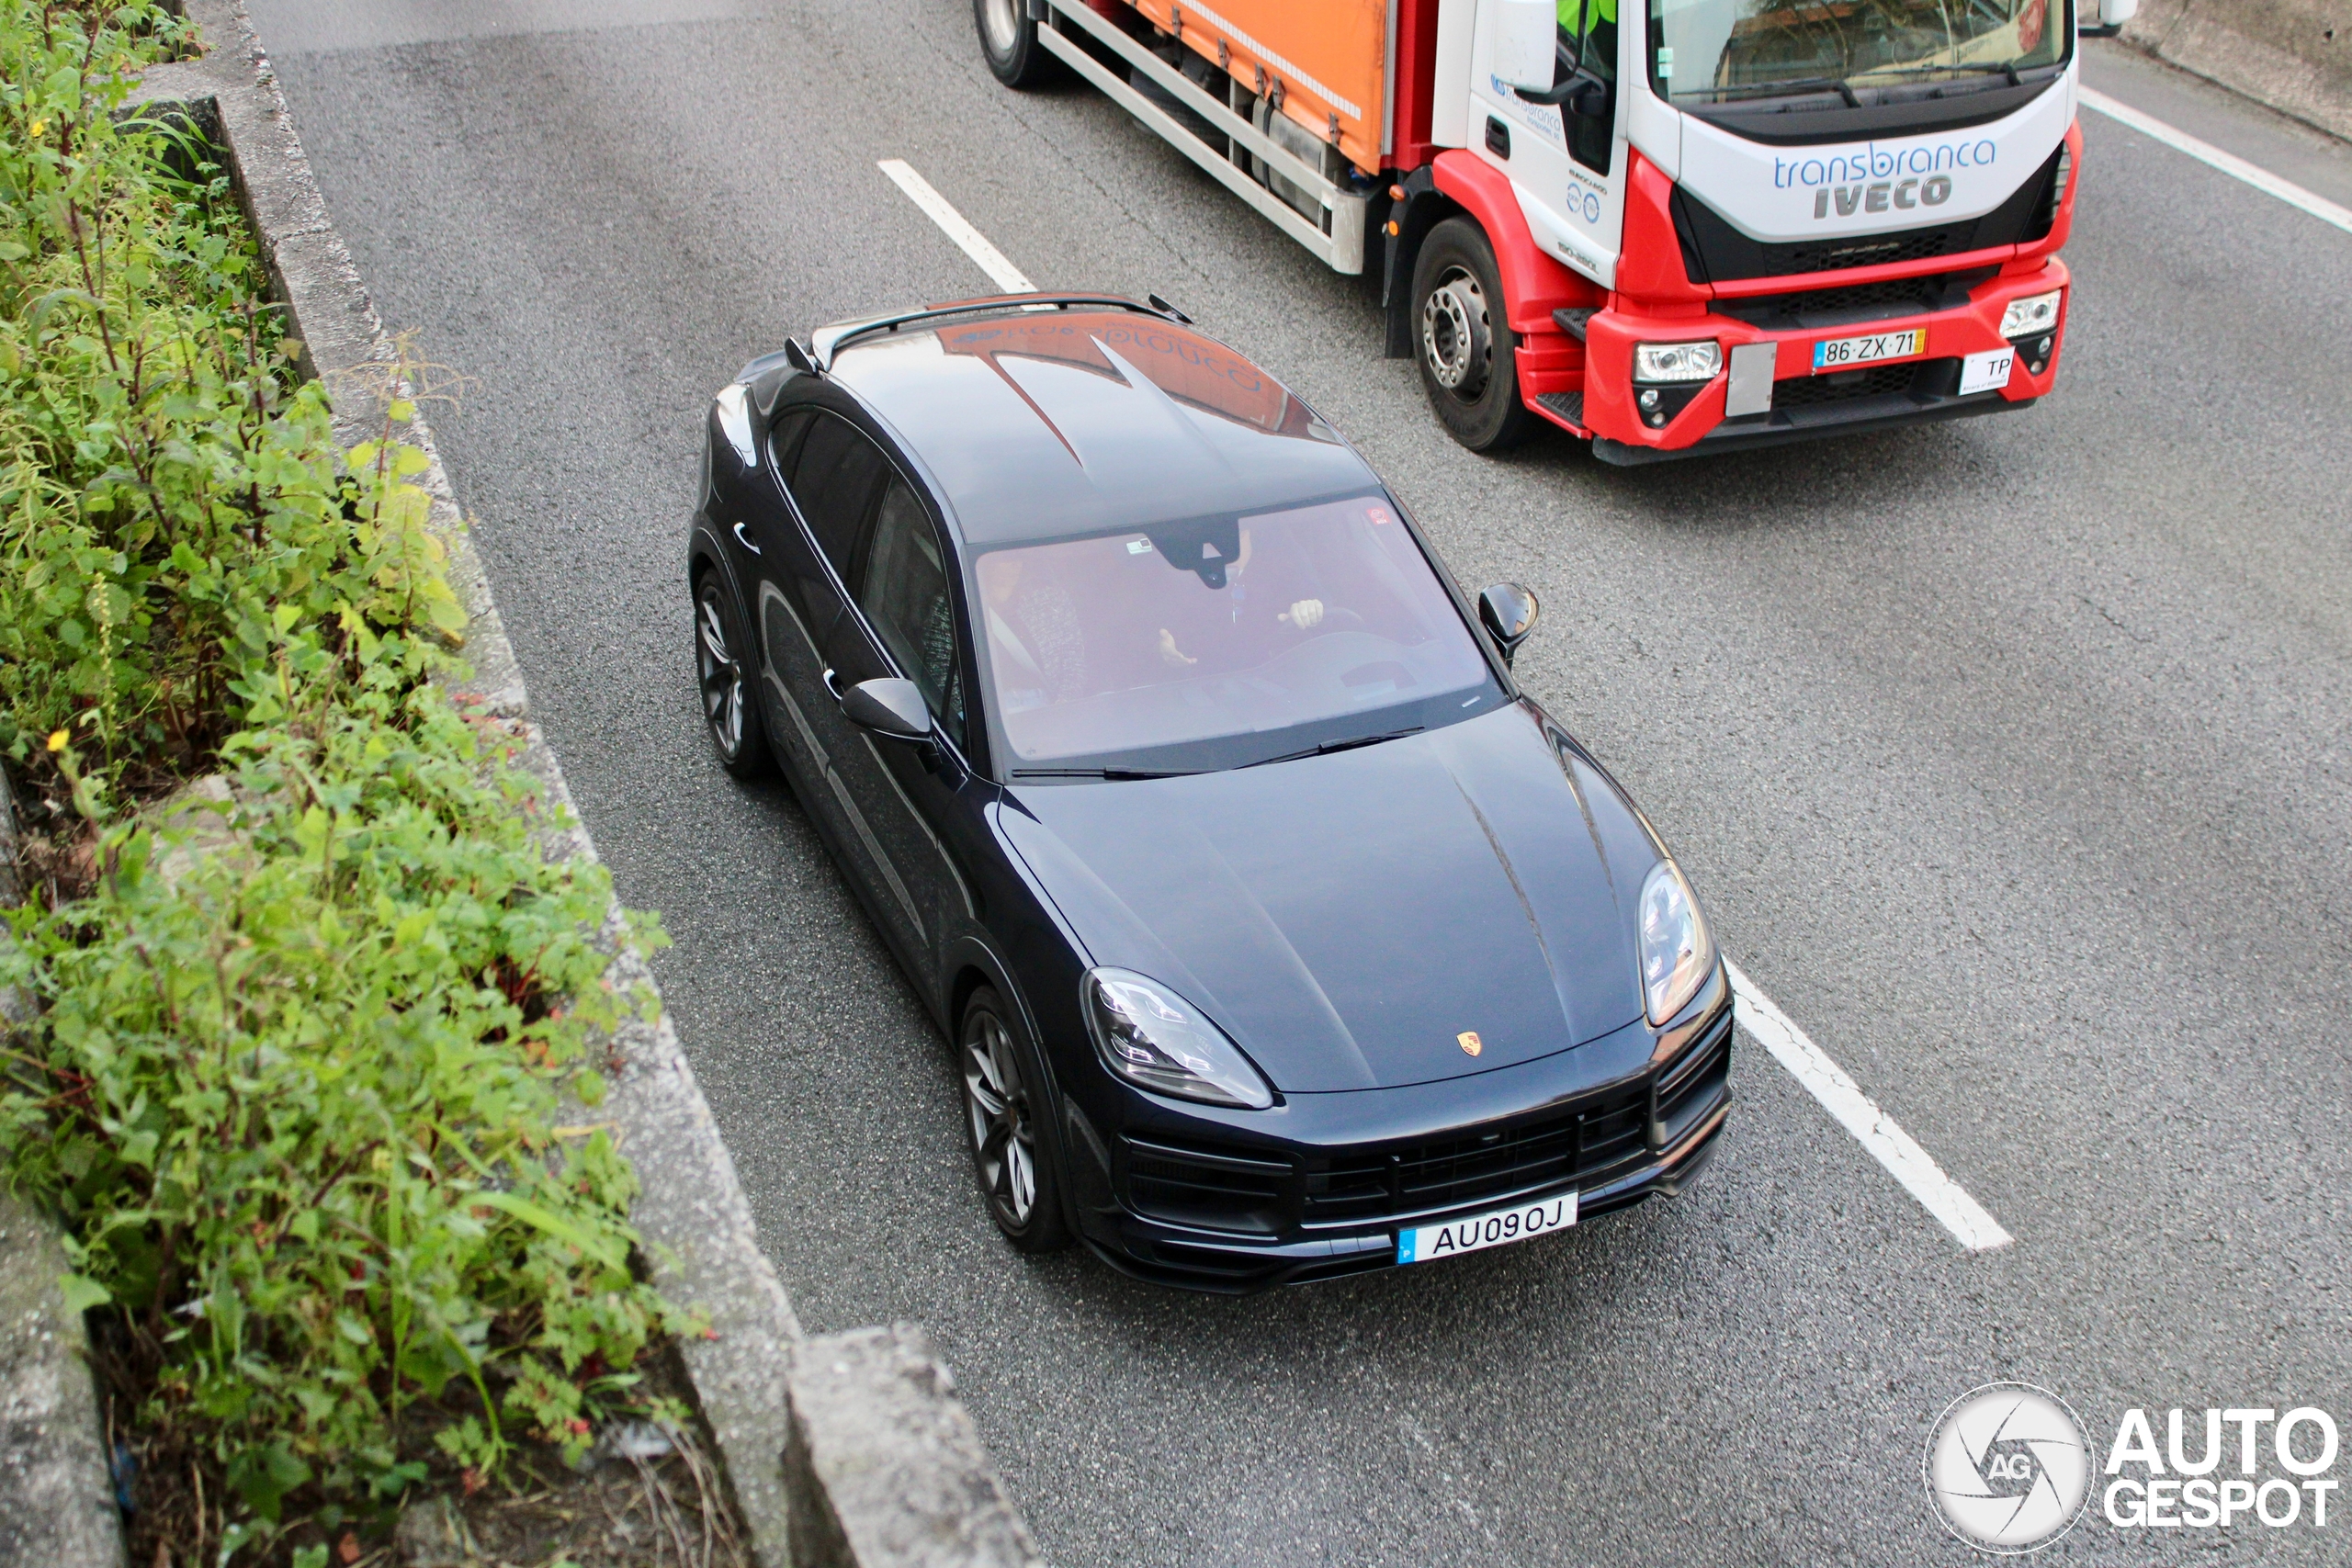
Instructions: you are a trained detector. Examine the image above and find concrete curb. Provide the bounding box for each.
[0,767,123,1568]
[113,6,1046,1565]
[2120,0,2352,145]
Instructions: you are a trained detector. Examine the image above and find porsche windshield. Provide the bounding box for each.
[1648,0,2069,105]
[973,493,1502,772]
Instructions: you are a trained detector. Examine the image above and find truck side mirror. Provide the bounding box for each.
[2083,0,2137,34]
[1478,582,1540,666]
[1492,0,1555,93]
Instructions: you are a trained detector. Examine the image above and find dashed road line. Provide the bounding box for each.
[2080,86,2352,238]
[876,158,1036,293]
[1728,960,2014,1253]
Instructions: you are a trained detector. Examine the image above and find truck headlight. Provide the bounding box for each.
[1082,968,1274,1109]
[1999,290,2062,340]
[1633,340,1722,383]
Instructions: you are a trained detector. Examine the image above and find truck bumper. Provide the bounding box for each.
[1551,258,2068,463]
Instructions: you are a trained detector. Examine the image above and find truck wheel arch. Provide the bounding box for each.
[1428,151,1585,337]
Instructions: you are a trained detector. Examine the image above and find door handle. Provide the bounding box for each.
[820,666,842,700]
[731,520,762,555]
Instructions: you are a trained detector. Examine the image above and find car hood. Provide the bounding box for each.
[995,702,1660,1093]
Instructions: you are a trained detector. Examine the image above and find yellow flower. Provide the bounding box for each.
[28,118,44,137]
[46,728,68,752]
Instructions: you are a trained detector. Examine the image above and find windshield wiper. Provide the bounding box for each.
[1693,75,1860,107]
[1857,62,2025,88]
[1239,726,1424,770]
[1011,766,1199,781]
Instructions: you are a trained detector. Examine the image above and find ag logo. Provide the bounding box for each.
[1456,1031,1482,1057]
[1925,1382,2091,1552]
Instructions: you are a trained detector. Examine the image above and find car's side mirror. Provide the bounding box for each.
[1479,582,1540,667]
[841,676,933,743]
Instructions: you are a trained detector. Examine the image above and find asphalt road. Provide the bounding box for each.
[240,5,2352,1562]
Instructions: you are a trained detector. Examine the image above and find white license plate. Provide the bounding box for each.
[1396,1191,1577,1266]
[1959,346,2015,395]
[1813,328,1925,371]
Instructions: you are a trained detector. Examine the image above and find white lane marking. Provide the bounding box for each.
[2080,86,2352,238]
[1726,959,2015,1253]
[876,159,1036,293]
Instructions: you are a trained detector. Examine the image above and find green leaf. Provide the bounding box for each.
[56,1274,111,1314]
[471,1190,628,1270]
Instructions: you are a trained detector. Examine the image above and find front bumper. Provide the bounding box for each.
[1555,260,2067,463]
[1061,979,1734,1292]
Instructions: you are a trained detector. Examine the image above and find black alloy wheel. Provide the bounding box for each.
[1412,216,1536,453]
[960,987,1071,1250]
[977,0,1059,88]
[695,571,773,779]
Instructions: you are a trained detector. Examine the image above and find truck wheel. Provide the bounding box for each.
[1412,218,1536,453]
[977,0,1058,89]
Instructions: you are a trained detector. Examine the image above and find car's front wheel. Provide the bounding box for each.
[695,570,773,779]
[960,987,1071,1251]
[976,0,1058,89]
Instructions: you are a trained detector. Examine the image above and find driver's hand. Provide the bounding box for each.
[1158,628,1197,667]
[1281,598,1325,629]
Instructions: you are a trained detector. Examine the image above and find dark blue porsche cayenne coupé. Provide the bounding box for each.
[687,293,1731,1291]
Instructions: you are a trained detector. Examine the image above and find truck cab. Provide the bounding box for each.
[979,0,2121,463]
[1461,0,2081,460]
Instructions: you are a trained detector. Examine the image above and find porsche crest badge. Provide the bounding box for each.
[1457,1031,1482,1057]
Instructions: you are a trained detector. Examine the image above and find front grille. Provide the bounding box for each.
[1714,268,1994,331]
[1304,1084,1650,1225]
[1656,1012,1733,1143]
[1772,361,1929,408]
[1124,1135,1288,1235]
[1670,146,2066,284]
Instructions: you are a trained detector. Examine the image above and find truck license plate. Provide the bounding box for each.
[1813,328,1925,371]
[1396,1191,1577,1266]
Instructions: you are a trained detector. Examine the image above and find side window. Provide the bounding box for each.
[859,478,967,749]
[786,412,889,585]
[1555,0,1616,175]
[769,408,816,479]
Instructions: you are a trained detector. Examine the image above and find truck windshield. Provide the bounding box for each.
[1648,0,2069,107]
[973,492,1503,774]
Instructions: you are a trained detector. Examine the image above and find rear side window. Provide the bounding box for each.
[787,412,889,584]
[860,477,966,749]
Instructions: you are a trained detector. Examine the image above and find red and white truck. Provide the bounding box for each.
[973,0,2136,462]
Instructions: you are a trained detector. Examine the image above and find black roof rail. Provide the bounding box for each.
[809,293,1185,369]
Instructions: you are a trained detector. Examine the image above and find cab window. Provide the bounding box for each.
[1557,0,1617,175]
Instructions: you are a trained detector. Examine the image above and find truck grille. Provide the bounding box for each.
[1772,360,1937,409]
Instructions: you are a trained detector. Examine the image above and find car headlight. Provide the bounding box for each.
[1637,860,1714,1026]
[1082,969,1273,1109]
[1633,340,1722,383]
[1998,290,2062,340]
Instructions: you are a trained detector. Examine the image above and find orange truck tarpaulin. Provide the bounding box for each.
[1126,0,1390,175]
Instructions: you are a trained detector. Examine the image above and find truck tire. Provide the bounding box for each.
[1412,218,1536,453]
[977,0,1058,89]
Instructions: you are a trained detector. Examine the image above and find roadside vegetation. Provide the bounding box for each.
[0,4,689,1560]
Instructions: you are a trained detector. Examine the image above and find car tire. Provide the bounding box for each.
[960,987,1072,1252]
[695,569,774,780]
[1412,217,1537,453]
[976,0,1059,89]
